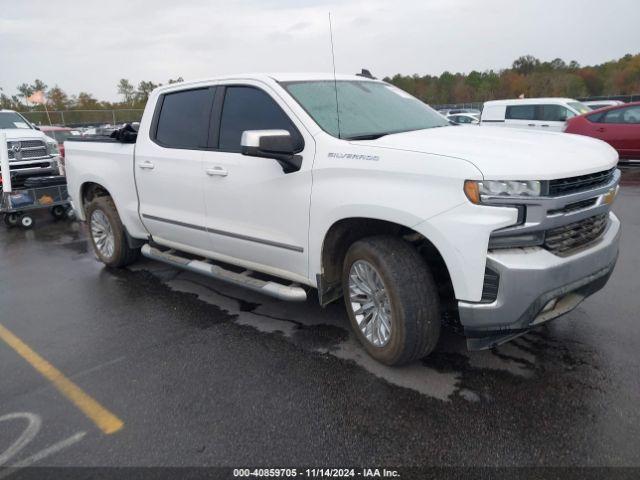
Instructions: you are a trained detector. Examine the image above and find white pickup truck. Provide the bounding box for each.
[65,74,621,365]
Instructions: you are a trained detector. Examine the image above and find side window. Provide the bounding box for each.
[218,86,303,152]
[621,106,640,124]
[538,105,570,122]
[155,88,212,149]
[603,109,625,124]
[506,105,536,120]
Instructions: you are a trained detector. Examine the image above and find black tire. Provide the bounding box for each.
[85,196,139,268]
[4,213,18,228]
[19,215,34,229]
[50,205,66,219]
[342,236,441,365]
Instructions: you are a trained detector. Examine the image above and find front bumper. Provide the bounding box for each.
[459,212,621,350]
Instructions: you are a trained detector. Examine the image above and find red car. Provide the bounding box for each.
[564,101,640,163]
[39,125,80,158]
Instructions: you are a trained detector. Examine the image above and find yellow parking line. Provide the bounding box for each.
[0,323,123,435]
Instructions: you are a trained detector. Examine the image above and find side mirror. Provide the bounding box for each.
[241,130,302,173]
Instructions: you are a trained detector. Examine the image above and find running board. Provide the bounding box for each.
[141,244,307,302]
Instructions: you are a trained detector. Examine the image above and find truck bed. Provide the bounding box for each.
[64,137,147,239]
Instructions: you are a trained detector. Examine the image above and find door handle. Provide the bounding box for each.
[596,127,606,132]
[206,166,228,177]
[540,124,550,128]
[137,161,155,170]
[527,124,536,127]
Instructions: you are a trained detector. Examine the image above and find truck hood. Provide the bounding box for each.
[360,126,618,180]
[0,128,49,141]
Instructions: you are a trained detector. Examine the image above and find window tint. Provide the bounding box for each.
[506,105,536,120]
[603,109,625,124]
[155,88,211,149]
[218,86,302,152]
[539,105,571,122]
[620,106,640,124]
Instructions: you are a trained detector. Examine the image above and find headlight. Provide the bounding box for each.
[464,180,541,204]
[46,141,60,156]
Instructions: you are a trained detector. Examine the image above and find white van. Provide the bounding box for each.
[480,98,591,132]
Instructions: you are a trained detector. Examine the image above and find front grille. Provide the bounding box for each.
[480,267,500,303]
[544,214,608,256]
[548,197,598,215]
[6,140,48,161]
[548,168,615,196]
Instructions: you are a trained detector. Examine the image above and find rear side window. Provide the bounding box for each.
[602,106,640,124]
[218,86,303,152]
[506,105,536,120]
[155,88,212,149]
[539,105,572,122]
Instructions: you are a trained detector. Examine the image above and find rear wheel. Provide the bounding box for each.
[4,213,18,228]
[342,236,441,365]
[50,205,66,220]
[85,196,139,268]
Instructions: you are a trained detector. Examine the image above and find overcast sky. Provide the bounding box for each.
[2,0,638,101]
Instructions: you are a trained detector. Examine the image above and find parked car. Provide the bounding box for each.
[565,101,640,163]
[0,109,60,188]
[447,113,479,125]
[40,125,80,158]
[65,74,620,365]
[481,98,591,131]
[583,100,625,110]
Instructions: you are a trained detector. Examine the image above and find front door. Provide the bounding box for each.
[135,87,215,252]
[201,84,314,282]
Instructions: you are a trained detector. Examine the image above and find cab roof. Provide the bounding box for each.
[484,98,580,106]
[155,73,382,94]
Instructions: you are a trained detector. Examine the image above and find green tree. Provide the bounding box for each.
[47,85,69,110]
[512,55,540,75]
[117,79,136,105]
[135,80,159,104]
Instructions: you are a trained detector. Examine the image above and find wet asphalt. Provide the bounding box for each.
[0,168,639,470]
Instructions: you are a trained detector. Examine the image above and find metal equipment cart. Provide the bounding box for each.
[0,132,72,229]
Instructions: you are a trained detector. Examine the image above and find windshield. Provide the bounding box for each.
[281,80,448,139]
[568,102,591,115]
[0,111,33,130]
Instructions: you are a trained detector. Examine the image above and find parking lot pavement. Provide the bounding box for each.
[0,171,639,469]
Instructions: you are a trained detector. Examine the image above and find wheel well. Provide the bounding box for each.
[319,218,458,327]
[80,182,111,213]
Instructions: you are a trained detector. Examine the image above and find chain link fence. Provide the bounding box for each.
[18,109,144,127]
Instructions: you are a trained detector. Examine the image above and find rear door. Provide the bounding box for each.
[504,104,538,129]
[201,83,314,281]
[134,86,215,251]
[537,104,573,132]
[601,106,640,160]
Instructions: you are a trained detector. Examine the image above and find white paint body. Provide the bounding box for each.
[65,74,619,303]
[480,97,587,132]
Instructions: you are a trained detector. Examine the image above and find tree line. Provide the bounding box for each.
[384,53,640,105]
[0,77,184,112]
[1,53,638,114]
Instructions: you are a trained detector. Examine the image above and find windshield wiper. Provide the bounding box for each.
[345,132,394,141]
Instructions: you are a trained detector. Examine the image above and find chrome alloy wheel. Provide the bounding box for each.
[348,260,392,347]
[90,209,115,258]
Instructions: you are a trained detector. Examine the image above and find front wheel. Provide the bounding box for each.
[342,236,441,365]
[85,196,139,268]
